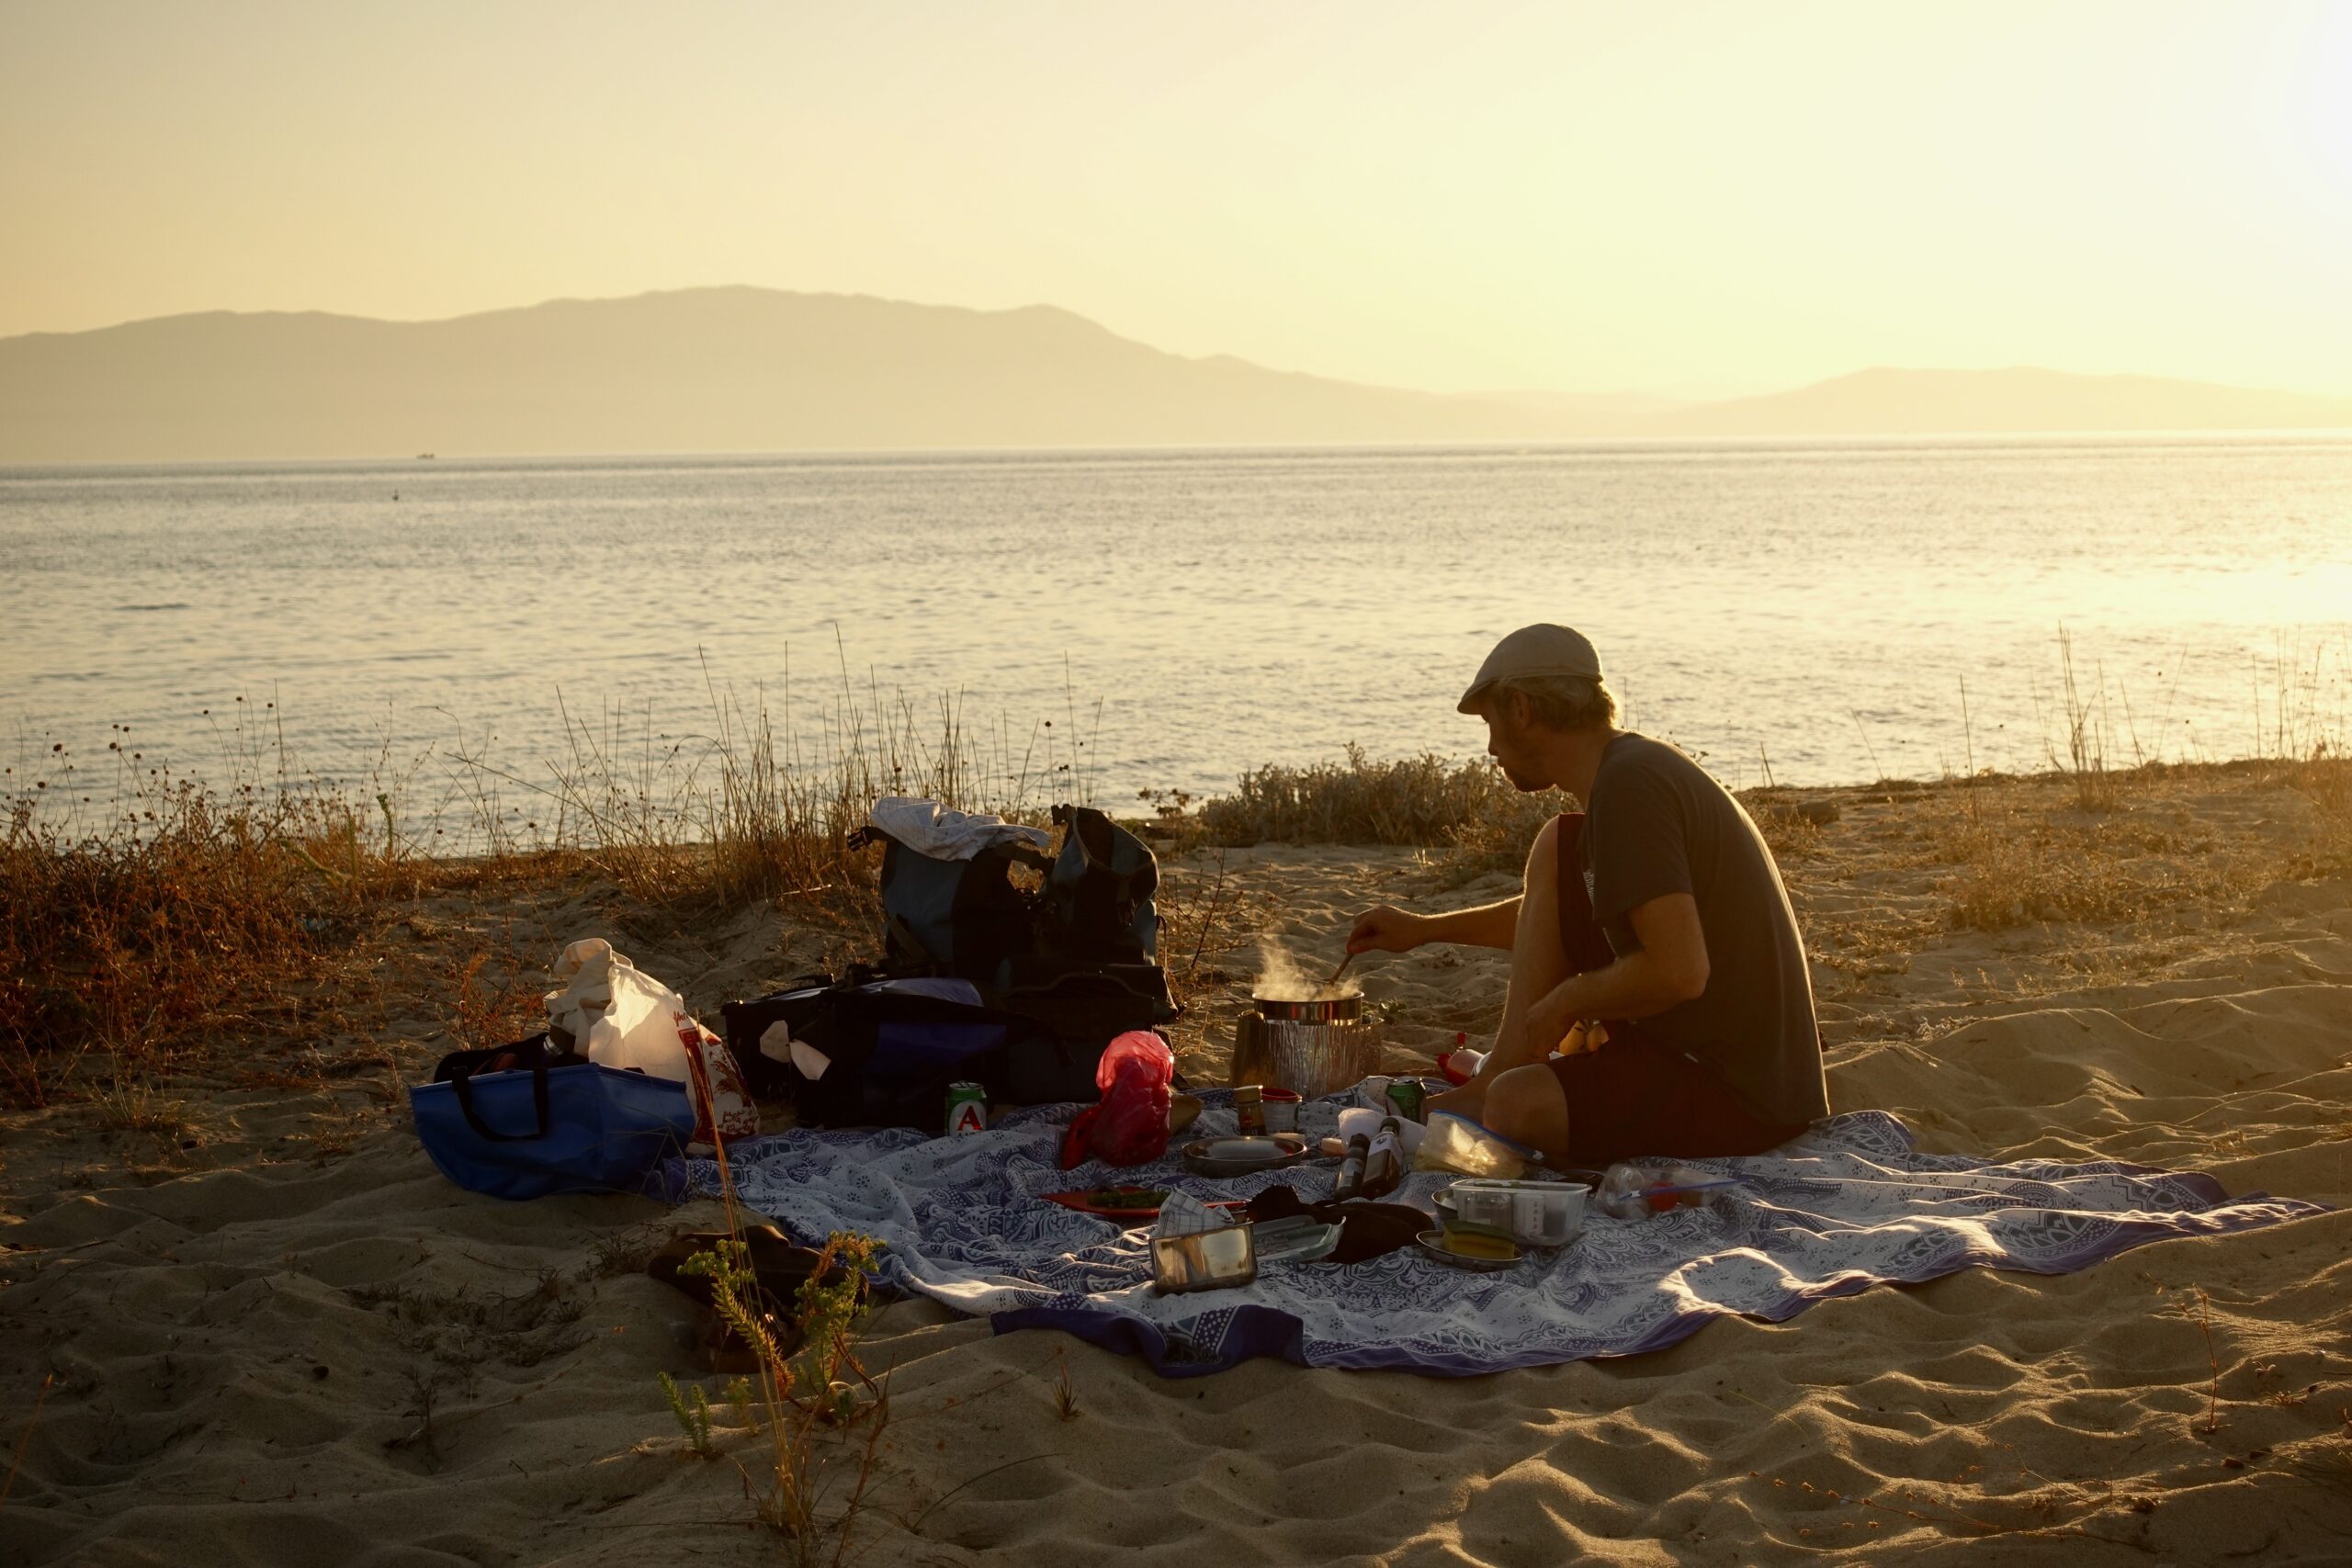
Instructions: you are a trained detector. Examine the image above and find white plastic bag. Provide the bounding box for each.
[545,938,692,1080]
[544,938,756,1147]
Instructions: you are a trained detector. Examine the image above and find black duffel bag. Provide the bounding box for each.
[991,958,1177,1046]
[720,976,1106,1129]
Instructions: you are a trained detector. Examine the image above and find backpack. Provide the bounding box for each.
[851,831,1049,984]
[1041,805,1159,965]
[854,803,1162,987]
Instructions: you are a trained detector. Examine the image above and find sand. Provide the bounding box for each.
[5,765,2350,1565]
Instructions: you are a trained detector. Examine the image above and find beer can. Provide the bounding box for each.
[1385,1077,1425,1122]
[1233,1083,1266,1136]
[946,1082,988,1135]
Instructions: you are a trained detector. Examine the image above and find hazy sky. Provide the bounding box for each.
[4,1,2348,398]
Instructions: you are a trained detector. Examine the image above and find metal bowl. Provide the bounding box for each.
[1414,1228,1524,1272]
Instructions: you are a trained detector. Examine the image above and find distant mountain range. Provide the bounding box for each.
[4,286,2348,461]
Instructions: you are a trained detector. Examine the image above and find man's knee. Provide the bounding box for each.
[1482,1062,1567,1152]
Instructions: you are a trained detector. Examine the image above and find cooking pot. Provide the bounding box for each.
[1250,992,1363,1024]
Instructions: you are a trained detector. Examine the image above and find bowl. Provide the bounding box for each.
[1413,1228,1523,1272]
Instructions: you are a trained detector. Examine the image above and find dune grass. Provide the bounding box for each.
[0,675,1060,1109]
[10,629,2348,1108]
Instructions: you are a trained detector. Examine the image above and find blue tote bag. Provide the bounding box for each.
[410,1045,696,1201]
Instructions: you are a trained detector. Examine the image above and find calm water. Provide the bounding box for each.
[5,438,2349,830]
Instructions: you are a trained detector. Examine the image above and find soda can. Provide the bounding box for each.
[946,1082,988,1135]
[1385,1077,1425,1122]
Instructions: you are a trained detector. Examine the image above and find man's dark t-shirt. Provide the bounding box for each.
[1577,732,1827,1125]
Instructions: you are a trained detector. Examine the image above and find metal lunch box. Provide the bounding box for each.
[1151,1224,1259,1293]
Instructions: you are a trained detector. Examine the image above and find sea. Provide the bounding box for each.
[5,436,2349,835]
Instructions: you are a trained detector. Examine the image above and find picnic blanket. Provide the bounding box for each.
[664,1092,2324,1377]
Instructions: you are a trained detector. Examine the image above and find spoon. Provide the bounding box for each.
[1325,951,1356,987]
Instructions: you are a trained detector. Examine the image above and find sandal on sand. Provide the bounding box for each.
[647,1226,843,1372]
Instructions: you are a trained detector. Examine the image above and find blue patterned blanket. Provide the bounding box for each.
[664,1092,2323,1377]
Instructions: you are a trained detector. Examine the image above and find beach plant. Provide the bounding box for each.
[674,1222,888,1563]
[658,1370,717,1459]
[724,1374,759,1434]
[1200,742,1570,862]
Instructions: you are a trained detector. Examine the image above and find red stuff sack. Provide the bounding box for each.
[1057,1031,1173,1169]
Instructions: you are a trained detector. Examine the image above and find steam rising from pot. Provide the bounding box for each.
[1252,933,1361,1003]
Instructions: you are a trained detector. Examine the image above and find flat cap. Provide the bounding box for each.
[1457,624,1605,714]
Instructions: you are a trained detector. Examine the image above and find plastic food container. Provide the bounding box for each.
[1443,1179,1589,1247]
[1250,1214,1342,1265]
[1412,1111,1541,1179]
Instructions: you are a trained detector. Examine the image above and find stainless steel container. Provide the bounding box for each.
[1232,991,1380,1098]
[1151,1225,1258,1293]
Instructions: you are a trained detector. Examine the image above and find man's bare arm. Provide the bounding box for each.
[1412,897,1521,951]
[1532,890,1709,1039]
[1487,893,1710,1073]
[1347,897,1520,954]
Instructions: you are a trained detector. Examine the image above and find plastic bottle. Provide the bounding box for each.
[1360,1115,1407,1199]
[1333,1133,1371,1200]
[1594,1162,1738,1220]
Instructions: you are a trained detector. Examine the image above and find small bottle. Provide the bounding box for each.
[1333,1133,1371,1200]
[1360,1116,1406,1199]
[1234,1084,1265,1136]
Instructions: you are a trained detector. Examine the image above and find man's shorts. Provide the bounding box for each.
[1545,1032,1804,1167]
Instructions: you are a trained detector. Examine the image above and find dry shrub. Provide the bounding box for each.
[1199,744,1568,862]
[2285,749,2352,873]
[1928,796,2246,932]
[1739,795,1827,863]
[0,784,398,1105]
[2,673,1073,1108]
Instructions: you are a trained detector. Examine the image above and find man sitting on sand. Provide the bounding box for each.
[1347,624,1827,1166]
